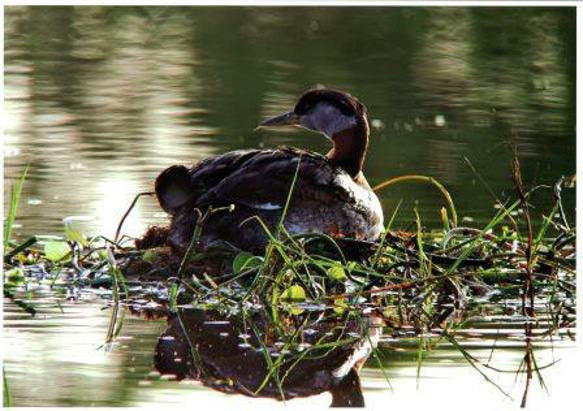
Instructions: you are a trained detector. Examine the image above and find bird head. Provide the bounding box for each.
[257,88,366,139]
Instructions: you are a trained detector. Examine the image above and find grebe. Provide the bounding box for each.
[155,88,384,254]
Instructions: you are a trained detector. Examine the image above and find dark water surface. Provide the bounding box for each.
[3,6,577,408]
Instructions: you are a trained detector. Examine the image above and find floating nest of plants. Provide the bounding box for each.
[3,164,576,407]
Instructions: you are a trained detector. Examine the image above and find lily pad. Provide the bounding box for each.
[280,285,307,315]
[44,241,70,262]
[280,285,306,303]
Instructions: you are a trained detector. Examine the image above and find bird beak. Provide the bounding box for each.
[255,111,299,130]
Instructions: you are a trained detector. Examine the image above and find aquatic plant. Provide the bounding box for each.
[2,159,576,407]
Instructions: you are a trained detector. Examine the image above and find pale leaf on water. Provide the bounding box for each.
[44,241,70,262]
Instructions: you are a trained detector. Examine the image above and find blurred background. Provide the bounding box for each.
[4,6,576,240]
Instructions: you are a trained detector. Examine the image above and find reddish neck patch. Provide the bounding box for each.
[326,118,369,179]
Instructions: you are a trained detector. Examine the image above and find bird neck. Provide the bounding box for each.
[326,114,369,179]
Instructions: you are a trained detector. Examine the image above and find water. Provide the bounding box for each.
[3,6,577,408]
[3,290,578,408]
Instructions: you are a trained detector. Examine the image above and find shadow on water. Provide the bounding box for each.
[154,307,382,407]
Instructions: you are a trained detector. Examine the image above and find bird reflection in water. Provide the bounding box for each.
[154,307,383,407]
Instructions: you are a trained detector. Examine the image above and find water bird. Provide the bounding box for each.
[155,88,384,254]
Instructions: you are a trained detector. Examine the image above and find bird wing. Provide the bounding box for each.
[156,147,358,215]
[155,149,263,213]
[195,147,354,211]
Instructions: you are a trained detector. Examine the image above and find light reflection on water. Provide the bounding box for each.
[2,6,577,409]
[3,293,577,408]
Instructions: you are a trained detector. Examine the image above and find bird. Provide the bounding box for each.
[155,88,384,255]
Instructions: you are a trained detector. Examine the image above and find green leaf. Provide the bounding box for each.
[280,285,306,302]
[333,299,348,315]
[232,252,262,273]
[4,268,24,280]
[280,285,306,315]
[327,265,347,282]
[4,268,25,288]
[168,283,178,311]
[44,241,70,262]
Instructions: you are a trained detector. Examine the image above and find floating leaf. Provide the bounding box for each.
[233,252,262,273]
[327,265,347,282]
[4,268,24,281]
[44,241,70,262]
[280,285,306,302]
[4,268,25,288]
[333,299,348,315]
[280,285,306,315]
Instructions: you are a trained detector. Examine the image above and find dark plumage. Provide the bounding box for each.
[155,88,384,254]
[294,88,366,117]
[154,308,380,406]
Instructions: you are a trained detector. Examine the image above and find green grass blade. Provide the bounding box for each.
[371,199,402,269]
[443,332,511,399]
[4,165,29,252]
[3,367,11,407]
[444,198,522,276]
[373,174,458,227]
